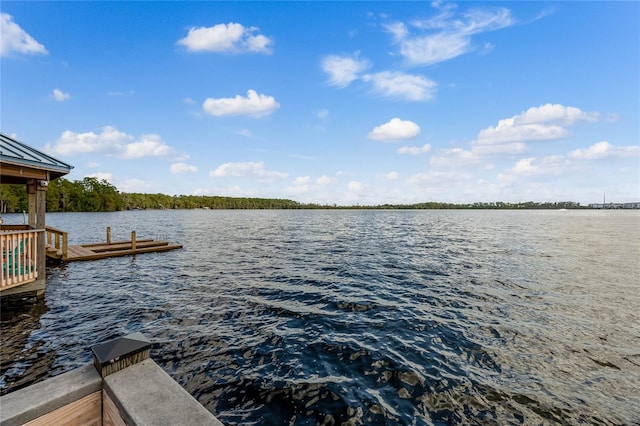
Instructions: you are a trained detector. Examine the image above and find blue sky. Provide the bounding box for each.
[2,1,638,205]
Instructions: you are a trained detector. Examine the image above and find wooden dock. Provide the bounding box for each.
[46,227,182,262]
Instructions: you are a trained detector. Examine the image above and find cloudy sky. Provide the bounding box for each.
[2,1,638,205]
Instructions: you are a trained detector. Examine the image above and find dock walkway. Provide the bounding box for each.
[46,227,182,262]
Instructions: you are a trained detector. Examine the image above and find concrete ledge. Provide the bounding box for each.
[0,363,101,426]
[104,358,223,425]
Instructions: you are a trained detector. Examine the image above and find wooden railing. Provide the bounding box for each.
[45,226,69,259]
[1,229,43,291]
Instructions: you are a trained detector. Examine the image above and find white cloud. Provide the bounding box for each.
[203,90,280,117]
[86,172,114,183]
[408,170,472,184]
[116,178,154,193]
[0,13,48,56]
[209,161,288,180]
[430,148,481,167]
[510,157,538,175]
[568,141,640,160]
[321,53,371,87]
[380,171,399,180]
[194,185,260,198]
[514,103,598,125]
[47,126,174,159]
[49,126,132,155]
[386,6,515,66]
[170,162,198,174]
[316,175,335,186]
[478,122,568,145]
[398,31,469,66]
[506,155,570,177]
[368,118,420,141]
[51,88,70,102]
[383,22,409,40]
[183,97,196,104]
[83,174,160,194]
[398,143,432,155]
[476,103,599,146]
[287,184,310,194]
[118,134,172,159]
[192,188,211,196]
[347,180,365,191]
[177,22,273,54]
[286,175,337,197]
[472,142,527,155]
[361,71,436,101]
[321,52,436,101]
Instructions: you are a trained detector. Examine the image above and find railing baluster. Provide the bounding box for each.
[1,229,44,291]
[44,226,68,260]
[1,234,5,285]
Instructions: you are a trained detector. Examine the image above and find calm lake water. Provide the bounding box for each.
[1,210,639,425]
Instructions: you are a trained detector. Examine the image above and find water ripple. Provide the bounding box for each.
[2,210,639,425]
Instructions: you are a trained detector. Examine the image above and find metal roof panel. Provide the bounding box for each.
[0,133,73,176]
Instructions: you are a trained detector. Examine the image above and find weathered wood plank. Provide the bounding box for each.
[44,228,182,262]
[80,238,153,248]
[103,390,126,426]
[66,245,96,259]
[89,240,168,253]
[55,242,182,262]
[23,391,101,426]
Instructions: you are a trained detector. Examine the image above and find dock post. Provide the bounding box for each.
[106,227,111,244]
[0,332,222,426]
[91,332,151,378]
[62,232,68,259]
[131,231,136,250]
[91,333,224,425]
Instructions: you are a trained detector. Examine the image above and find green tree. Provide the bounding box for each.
[0,184,26,213]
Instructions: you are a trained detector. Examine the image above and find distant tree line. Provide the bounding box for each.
[0,177,586,213]
[0,177,123,213]
[372,201,584,210]
[121,193,303,210]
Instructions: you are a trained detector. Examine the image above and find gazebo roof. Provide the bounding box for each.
[0,133,73,184]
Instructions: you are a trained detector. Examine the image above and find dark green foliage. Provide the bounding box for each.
[1,177,123,213]
[0,184,27,213]
[121,193,304,210]
[0,177,585,212]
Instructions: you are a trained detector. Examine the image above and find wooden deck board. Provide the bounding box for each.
[67,245,96,258]
[47,239,182,262]
[81,238,153,248]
